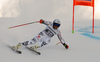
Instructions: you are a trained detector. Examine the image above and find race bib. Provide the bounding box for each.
[44,29,54,37]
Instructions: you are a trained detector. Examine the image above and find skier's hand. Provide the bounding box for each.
[63,43,69,49]
[39,19,44,23]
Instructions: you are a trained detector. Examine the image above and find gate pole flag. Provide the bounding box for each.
[72,0,94,33]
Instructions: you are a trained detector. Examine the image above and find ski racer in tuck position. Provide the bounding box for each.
[12,19,69,50]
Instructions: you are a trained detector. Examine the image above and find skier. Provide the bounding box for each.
[12,19,69,51]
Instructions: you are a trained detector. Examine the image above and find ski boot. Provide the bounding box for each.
[12,43,23,50]
[30,45,40,51]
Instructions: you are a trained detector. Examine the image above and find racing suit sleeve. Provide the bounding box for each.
[57,32,69,49]
[39,19,51,26]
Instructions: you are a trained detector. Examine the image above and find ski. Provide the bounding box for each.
[8,45,22,54]
[26,46,41,55]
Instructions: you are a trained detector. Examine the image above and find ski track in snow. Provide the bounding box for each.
[78,26,100,40]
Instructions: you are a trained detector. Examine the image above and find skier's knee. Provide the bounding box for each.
[22,41,29,46]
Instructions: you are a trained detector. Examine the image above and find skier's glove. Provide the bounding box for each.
[39,19,44,23]
[63,43,69,49]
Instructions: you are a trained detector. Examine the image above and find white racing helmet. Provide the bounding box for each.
[53,19,61,28]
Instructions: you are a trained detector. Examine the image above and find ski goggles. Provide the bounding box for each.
[53,23,60,27]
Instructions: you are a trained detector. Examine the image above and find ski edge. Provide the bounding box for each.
[26,46,41,55]
[8,45,22,54]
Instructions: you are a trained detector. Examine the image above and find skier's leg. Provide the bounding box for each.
[12,36,39,50]
[29,36,51,50]
[37,38,51,48]
[12,32,45,50]
[21,37,38,46]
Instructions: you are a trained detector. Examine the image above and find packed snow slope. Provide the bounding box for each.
[0,18,100,62]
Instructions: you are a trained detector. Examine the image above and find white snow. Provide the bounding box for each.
[0,0,100,62]
[0,18,100,62]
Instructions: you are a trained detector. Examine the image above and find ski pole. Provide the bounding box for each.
[56,42,62,45]
[8,21,39,29]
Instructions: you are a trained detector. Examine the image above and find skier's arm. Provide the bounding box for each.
[57,33,69,49]
[39,19,49,25]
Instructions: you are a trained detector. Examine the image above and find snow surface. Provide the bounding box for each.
[0,0,100,62]
[0,18,100,62]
